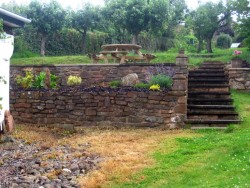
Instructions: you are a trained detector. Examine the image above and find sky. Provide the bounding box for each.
[0,0,226,10]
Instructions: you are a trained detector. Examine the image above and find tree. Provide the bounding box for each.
[27,0,66,56]
[105,0,170,44]
[71,4,100,54]
[189,2,230,53]
[230,0,250,48]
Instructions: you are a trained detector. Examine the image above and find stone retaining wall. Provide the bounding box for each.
[10,87,186,129]
[10,59,188,129]
[10,63,176,88]
[228,59,250,91]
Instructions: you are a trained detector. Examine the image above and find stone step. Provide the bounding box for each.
[188,86,229,93]
[188,115,238,120]
[188,78,228,83]
[189,74,226,78]
[189,70,225,73]
[188,98,233,105]
[186,119,241,125]
[188,109,238,114]
[188,84,229,88]
[188,104,235,109]
[188,92,231,99]
[198,67,225,70]
[191,126,227,130]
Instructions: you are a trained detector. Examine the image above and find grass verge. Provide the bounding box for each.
[106,90,250,188]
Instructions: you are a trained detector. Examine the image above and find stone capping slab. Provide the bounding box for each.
[10,63,176,68]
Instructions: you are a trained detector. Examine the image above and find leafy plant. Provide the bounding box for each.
[108,80,122,88]
[149,74,173,88]
[149,84,160,91]
[33,71,46,89]
[134,82,150,89]
[217,34,232,49]
[67,75,82,86]
[16,71,34,89]
[50,74,58,89]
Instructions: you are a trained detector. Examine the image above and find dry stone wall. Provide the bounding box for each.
[10,63,176,88]
[228,59,250,91]
[10,62,188,129]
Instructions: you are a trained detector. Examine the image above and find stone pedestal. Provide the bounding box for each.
[231,58,243,68]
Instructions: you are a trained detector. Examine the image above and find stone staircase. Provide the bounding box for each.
[186,61,241,129]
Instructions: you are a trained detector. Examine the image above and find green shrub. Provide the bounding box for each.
[108,80,122,88]
[33,71,46,89]
[16,71,58,89]
[217,34,232,49]
[67,75,82,86]
[134,82,150,89]
[50,74,58,89]
[149,74,173,88]
[16,71,34,89]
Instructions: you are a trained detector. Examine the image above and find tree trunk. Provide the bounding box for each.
[197,39,203,53]
[40,34,46,56]
[81,29,87,54]
[206,38,213,53]
[132,34,138,44]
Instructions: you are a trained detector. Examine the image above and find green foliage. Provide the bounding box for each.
[108,80,122,88]
[224,124,235,133]
[217,34,232,49]
[16,71,58,89]
[0,18,3,33]
[50,74,58,89]
[16,71,34,89]
[108,91,250,188]
[27,0,66,55]
[71,4,101,53]
[33,71,46,89]
[134,82,150,89]
[149,74,173,88]
[149,84,160,91]
[188,2,227,53]
[67,75,82,86]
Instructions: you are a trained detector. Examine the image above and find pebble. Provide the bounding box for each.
[0,139,101,187]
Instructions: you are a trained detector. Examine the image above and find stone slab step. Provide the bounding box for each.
[188,78,228,82]
[187,110,237,115]
[188,98,233,103]
[186,119,241,125]
[189,70,225,73]
[188,115,238,120]
[189,84,229,87]
[191,126,227,130]
[188,102,233,105]
[189,74,226,78]
[188,105,235,110]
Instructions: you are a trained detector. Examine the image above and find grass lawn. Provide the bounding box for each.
[11,48,249,67]
[102,90,250,188]
[10,90,250,188]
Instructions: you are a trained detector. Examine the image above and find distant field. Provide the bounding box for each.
[11,48,249,67]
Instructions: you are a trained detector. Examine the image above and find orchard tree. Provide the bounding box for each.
[231,0,250,48]
[105,0,170,44]
[71,4,100,54]
[189,2,230,53]
[27,0,66,56]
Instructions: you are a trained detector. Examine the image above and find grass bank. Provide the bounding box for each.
[105,90,250,188]
[11,48,249,67]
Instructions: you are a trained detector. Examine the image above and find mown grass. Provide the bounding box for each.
[11,48,249,67]
[106,90,250,188]
[11,55,92,65]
